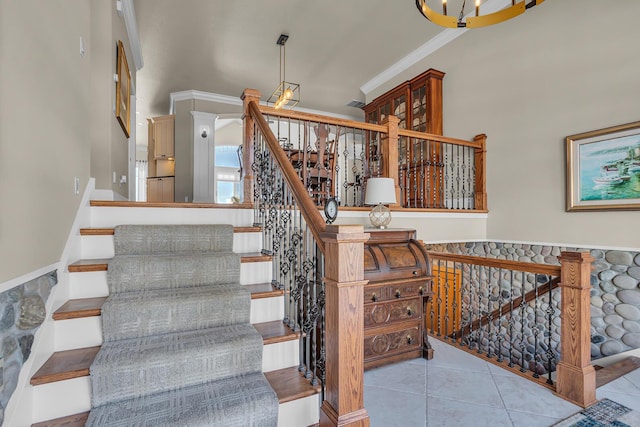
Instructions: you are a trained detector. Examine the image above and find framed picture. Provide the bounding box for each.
[566,121,640,211]
[115,40,131,138]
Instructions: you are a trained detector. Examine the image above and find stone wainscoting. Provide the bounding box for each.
[0,271,57,423]
[423,241,640,360]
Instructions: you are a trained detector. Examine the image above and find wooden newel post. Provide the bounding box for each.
[473,133,487,211]
[556,251,596,408]
[320,225,371,427]
[241,88,261,206]
[381,115,400,207]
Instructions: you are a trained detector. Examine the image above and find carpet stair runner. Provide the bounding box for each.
[86,224,279,426]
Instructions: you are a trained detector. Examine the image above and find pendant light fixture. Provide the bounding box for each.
[267,34,300,110]
[415,0,544,29]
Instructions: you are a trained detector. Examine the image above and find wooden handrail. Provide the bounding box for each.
[427,252,562,276]
[448,277,561,339]
[248,101,327,253]
[399,128,484,149]
[258,104,387,133]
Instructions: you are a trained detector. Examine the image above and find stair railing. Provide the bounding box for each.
[247,97,487,211]
[242,89,371,427]
[426,250,596,407]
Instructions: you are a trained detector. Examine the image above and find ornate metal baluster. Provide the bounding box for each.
[496,268,504,363]
[508,269,515,367]
[443,260,450,339]
[486,266,494,358]
[468,264,476,351]
[444,144,450,209]
[436,259,442,336]
[470,146,477,209]
[476,265,483,354]
[519,271,527,373]
[451,261,458,343]
[532,274,541,378]
[420,139,426,207]
[546,276,555,385]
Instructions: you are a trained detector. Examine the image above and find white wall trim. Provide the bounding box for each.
[169,90,361,121]
[0,262,60,295]
[120,0,143,70]
[4,178,96,426]
[359,0,510,96]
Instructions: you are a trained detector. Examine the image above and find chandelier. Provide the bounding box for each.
[415,0,544,28]
[267,34,300,110]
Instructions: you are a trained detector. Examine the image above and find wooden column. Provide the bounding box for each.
[556,251,596,408]
[473,134,487,211]
[381,115,400,206]
[320,225,370,427]
[241,88,261,206]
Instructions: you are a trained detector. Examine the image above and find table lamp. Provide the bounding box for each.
[364,177,396,229]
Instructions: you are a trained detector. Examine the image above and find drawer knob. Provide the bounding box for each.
[407,335,413,344]
[407,308,413,316]
[371,293,377,302]
[419,286,424,295]
[413,270,418,275]
[395,289,401,298]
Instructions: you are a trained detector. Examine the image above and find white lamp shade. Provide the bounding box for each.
[364,177,397,205]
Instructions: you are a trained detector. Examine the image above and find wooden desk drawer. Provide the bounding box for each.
[364,298,421,327]
[364,324,421,359]
[364,281,430,303]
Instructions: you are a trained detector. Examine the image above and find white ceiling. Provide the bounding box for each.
[132,1,452,125]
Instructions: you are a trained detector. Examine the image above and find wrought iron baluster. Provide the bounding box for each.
[519,271,527,373]
[532,274,540,379]
[443,260,450,340]
[496,268,504,363]
[451,261,458,343]
[546,277,556,385]
[508,269,515,367]
[470,146,477,209]
[487,266,494,358]
[436,259,442,336]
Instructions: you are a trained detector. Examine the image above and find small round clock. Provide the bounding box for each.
[324,197,338,224]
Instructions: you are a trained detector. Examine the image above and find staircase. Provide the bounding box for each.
[28,202,320,426]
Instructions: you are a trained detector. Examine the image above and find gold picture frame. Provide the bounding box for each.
[566,121,640,211]
[115,40,131,138]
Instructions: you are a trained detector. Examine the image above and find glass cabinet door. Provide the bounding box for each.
[412,86,428,132]
[393,95,406,129]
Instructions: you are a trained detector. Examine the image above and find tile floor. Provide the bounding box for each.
[364,339,640,427]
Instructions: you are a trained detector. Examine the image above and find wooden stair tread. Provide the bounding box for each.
[31,367,321,426]
[254,321,299,345]
[241,253,272,263]
[244,283,284,298]
[31,347,100,385]
[53,297,107,320]
[265,366,322,403]
[79,228,114,236]
[53,287,282,321]
[31,412,89,427]
[595,356,640,388]
[68,252,269,273]
[79,226,261,235]
[32,325,297,386]
[67,259,109,272]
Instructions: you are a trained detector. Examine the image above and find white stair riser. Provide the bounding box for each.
[241,261,272,285]
[54,296,285,351]
[80,232,262,259]
[89,207,254,228]
[32,377,92,424]
[278,395,321,427]
[55,317,103,352]
[31,377,319,426]
[263,339,298,373]
[69,271,109,298]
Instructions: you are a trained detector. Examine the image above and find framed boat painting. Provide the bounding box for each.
[566,121,640,211]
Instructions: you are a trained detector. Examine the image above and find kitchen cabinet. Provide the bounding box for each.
[363,229,433,369]
[149,114,175,160]
[147,177,174,202]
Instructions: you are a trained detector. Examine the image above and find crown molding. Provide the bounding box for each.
[360,0,510,96]
[170,90,361,121]
[120,0,143,70]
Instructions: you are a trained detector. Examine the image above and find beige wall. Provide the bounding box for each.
[90,0,135,198]
[0,1,91,283]
[174,99,195,202]
[369,1,640,249]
